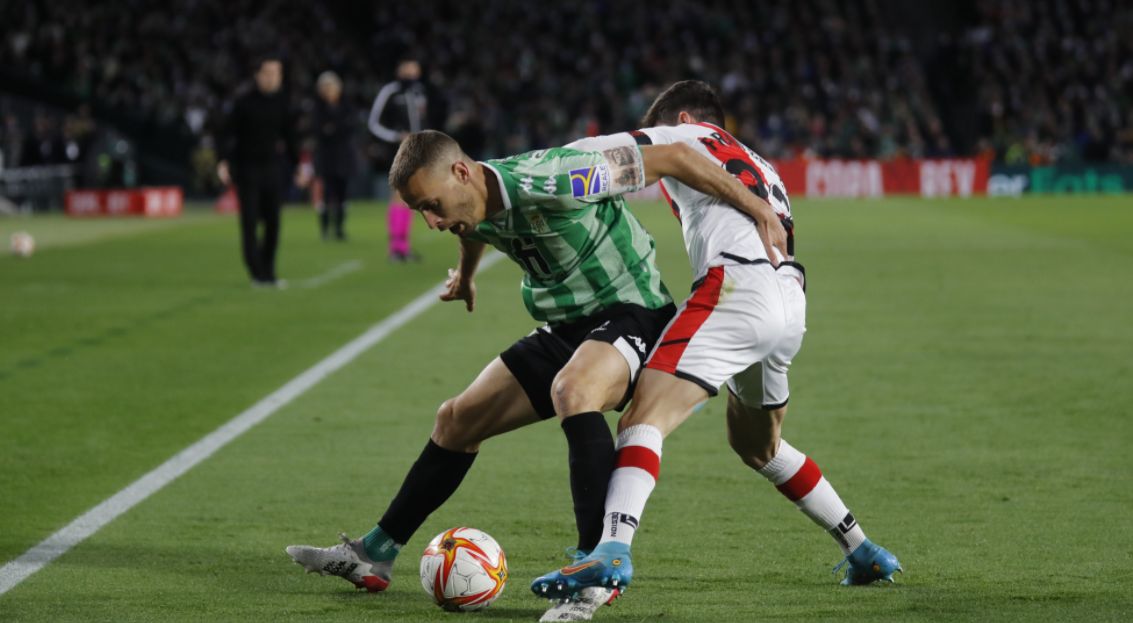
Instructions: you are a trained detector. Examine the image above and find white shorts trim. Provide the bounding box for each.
[612,335,643,381]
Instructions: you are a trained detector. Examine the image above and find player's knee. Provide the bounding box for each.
[431,398,480,451]
[551,372,602,417]
[431,399,459,445]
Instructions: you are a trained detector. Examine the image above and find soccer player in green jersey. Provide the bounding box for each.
[286,130,786,598]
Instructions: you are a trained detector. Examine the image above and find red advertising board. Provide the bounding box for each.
[773,158,990,198]
[65,187,183,217]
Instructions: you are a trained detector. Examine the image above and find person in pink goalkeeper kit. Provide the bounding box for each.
[368,58,436,261]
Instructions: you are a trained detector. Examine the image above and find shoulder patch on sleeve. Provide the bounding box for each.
[569,165,609,198]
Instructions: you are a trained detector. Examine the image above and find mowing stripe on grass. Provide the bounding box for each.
[0,252,504,597]
[0,292,219,382]
[299,259,364,289]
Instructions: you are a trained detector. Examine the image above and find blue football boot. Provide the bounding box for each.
[835,539,902,585]
[531,542,634,600]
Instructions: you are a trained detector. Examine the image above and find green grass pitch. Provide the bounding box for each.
[1,196,1131,622]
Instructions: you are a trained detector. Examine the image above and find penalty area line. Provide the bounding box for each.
[0,252,504,597]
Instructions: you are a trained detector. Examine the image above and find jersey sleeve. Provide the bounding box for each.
[569,126,688,151]
[490,145,646,210]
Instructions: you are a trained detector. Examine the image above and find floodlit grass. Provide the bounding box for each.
[1,197,1131,621]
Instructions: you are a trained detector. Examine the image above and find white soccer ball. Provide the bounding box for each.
[9,231,35,257]
[420,527,508,611]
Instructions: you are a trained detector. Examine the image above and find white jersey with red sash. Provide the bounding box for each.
[570,122,795,283]
[569,123,805,406]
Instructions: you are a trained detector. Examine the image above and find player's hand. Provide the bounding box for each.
[217,161,231,187]
[440,268,476,312]
[753,203,788,267]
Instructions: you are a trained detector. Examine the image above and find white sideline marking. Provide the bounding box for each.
[299,259,363,289]
[0,252,504,596]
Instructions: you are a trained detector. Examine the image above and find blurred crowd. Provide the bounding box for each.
[1,106,94,169]
[0,97,138,189]
[2,0,1132,181]
[965,0,1133,165]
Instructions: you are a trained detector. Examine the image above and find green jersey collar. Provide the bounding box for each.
[479,161,515,212]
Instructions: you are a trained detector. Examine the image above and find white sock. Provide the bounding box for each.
[598,424,663,547]
[757,439,866,555]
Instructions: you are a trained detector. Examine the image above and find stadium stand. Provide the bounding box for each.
[1,0,1131,191]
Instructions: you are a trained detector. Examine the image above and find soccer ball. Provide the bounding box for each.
[9,231,35,257]
[420,527,508,611]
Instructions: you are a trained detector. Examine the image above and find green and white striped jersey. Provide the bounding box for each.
[469,146,672,323]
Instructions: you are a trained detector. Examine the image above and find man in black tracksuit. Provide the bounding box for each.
[218,56,304,287]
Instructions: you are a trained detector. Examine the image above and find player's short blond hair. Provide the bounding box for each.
[389,130,464,192]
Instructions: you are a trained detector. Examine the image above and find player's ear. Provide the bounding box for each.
[678,111,694,124]
[452,160,470,183]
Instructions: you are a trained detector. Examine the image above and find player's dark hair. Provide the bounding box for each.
[389,130,462,192]
[641,80,725,127]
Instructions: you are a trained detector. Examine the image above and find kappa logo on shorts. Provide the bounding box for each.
[628,335,646,355]
[569,165,609,198]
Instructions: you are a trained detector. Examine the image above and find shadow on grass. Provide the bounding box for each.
[321,583,546,620]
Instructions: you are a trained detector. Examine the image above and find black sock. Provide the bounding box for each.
[561,412,615,552]
[378,439,477,544]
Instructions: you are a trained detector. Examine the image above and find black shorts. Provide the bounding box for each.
[500,303,677,419]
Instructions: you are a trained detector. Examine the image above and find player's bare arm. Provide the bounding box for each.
[440,237,485,311]
[633,143,788,265]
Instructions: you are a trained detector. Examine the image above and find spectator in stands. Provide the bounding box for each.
[1,113,24,169]
[2,0,1130,172]
[217,55,307,289]
[21,113,65,166]
[1119,111,1133,164]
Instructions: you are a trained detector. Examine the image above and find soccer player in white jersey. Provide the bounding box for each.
[532,81,901,606]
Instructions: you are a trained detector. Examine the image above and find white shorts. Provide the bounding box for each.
[645,262,806,409]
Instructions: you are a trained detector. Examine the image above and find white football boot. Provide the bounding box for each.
[286,533,392,592]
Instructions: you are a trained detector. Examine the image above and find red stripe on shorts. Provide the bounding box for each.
[615,445,661,480]
[646,266,725,375]
[776,456,822,501]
